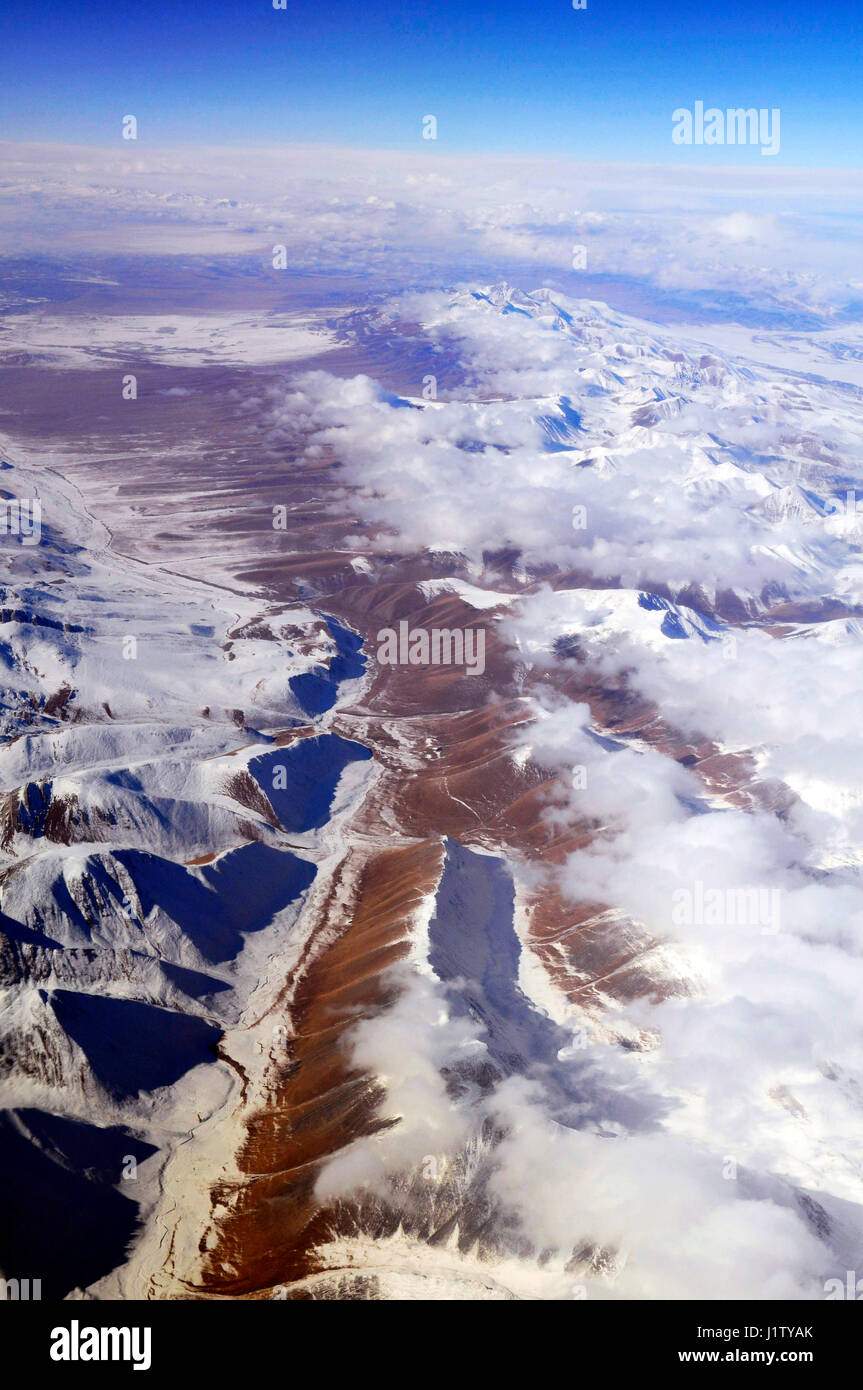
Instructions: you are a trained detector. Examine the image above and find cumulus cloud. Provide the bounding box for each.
[314,963,485,1201]
[713,211,778,242]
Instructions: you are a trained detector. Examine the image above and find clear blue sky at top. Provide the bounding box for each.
[1,0,861,165]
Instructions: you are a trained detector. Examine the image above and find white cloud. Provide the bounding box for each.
[4,143,863,319]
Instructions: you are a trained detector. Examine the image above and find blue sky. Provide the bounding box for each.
[1,0,861,165]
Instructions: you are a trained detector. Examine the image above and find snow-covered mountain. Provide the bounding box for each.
[0,435,374,1297]
[3,275,863,1302]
